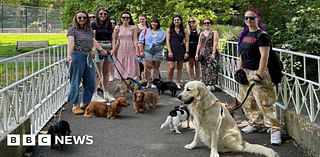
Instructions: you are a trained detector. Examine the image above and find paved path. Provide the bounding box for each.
[31,63,305,157]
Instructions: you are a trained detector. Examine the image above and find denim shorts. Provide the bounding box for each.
[95,41,113,63]
[144,51,162,61]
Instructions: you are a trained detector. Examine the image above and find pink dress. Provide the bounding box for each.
[114,25,139,79]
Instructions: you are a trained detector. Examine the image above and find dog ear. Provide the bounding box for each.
[197,85,205,98]
[133,92,137,101]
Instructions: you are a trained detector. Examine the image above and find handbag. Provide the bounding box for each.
[235,69,249,84]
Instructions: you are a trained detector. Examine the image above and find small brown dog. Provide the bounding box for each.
[145,91,160,109]
[84,97,129,119]
[133,90,149,113]
[107,96,130,119]
[114,78,147,96]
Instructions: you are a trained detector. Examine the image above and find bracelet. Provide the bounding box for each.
[255,74,263,80]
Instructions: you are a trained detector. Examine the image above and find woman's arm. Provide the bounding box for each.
[93,38,107,55]
[67,36,74,63]
[212,31,219,58]
[133,26,139,56]
[112,25,120,56]
[184,29,189,55]
[256,46,269,78]
[166,29,173,57]
[195,32,202,60]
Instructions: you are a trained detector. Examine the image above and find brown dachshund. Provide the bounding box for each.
[145,91,160,109]
[133,90,149,113]
[84,97,129,119]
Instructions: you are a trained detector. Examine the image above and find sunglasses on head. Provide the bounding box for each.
[244,16,256,21]
[77,16,87,20]
[99,12,107,16]
[203,22,211,25]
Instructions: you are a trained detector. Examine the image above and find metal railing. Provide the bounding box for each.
[0,3,62,33]
[218,41,320,123]
[0,44,68,135]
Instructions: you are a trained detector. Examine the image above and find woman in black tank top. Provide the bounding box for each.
[186,17,200,80]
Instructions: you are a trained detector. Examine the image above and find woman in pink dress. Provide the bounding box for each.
[112,11,140,79]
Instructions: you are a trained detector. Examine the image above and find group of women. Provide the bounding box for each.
[66,8,282,146]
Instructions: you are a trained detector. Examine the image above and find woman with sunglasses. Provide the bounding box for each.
[112,11,139,80]
[91,8,115,102]
[88,13,96,24]
[186,17,201,81]
[66,11,107,115]
[236,8,282,145]
[195,19,219,91]
[166,14,189,89]
[138,18,166,88]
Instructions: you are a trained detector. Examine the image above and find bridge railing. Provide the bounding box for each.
[0,44,69,135]
[218,41,320,123]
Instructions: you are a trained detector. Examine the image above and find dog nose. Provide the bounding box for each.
[177,94,182,100]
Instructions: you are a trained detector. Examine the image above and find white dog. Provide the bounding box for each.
[160,105,190,134]
[177,81,279,157]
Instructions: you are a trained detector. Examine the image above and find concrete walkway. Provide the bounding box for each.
[31,63,305,157]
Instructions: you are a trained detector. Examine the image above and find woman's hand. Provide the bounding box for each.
[195,54,198,61]
[66,55,72,63]
[168,52,173,58]
[184,53,189,59]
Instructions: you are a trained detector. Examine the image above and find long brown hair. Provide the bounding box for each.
[72,10,91,31]
[95,8,111,28]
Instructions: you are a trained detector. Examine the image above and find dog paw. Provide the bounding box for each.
[184,144,195,150]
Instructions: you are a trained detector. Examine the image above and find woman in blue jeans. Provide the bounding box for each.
[66,10,107,115]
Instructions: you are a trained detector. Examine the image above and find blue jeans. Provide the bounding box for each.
[67,51,96,106]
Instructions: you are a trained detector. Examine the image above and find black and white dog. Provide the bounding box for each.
[160,104,190,134]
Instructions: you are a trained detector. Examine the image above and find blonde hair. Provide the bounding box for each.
[186,17,200,34]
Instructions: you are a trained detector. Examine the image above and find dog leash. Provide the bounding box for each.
[110,56,132,91]
[229,83,255,111]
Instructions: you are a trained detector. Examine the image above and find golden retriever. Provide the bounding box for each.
[177,81,279,157]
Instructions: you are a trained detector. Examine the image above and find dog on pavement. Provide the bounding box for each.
[152,79,180,97]
[114,78,147,96]
[145,91,160,109]
[47,120,71,150]
[84,97,129,119]
[133,90,149,113]
[177,81,279,157]
[160,104,190,134]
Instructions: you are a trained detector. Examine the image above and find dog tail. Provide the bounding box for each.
[160,116,172,130]
[243,142,279,157]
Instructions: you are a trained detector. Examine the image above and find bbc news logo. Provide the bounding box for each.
[7,134,94,146]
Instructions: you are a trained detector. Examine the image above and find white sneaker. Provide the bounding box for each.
[241,125,258,133]
[104,92,115,101]
[176,83,181,89]
[91,93,107,102]
[270,130,282,145]
[151,84,157,89]
[109,76,114,82]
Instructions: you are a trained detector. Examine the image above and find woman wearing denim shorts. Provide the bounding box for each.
[66,11,107,115]
[138,18,166,88]
[91,8,115,102]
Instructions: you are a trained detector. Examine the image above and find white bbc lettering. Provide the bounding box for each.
[38,135,51,146]
[22,135,36,146]
[73,136,86,144]
[7,134,20,146]
[64,136,73,144]
[86,136,94,145]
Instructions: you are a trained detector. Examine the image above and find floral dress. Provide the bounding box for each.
[199,31,218,86]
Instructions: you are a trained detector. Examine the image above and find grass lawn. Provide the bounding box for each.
[0,33,67,57]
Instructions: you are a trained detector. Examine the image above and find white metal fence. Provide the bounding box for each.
[0,41,319,138]
[0,45,68,136]
[218,41,320,123]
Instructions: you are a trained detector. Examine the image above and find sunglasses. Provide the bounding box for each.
[203,22,211,25]
[99,12,108,16]
[121,16,130,19]
[77,16,87,20]
[244,16,256,21]
[189,21,196,23]
[89,16,95,19]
